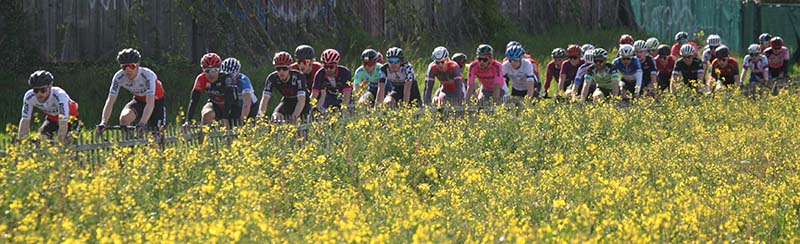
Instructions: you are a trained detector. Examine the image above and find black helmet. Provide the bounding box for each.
[361,49,379,62]
[117,48,141,64]
[657,44,671,56]
[452,53,467,68]
[714,45,730,58]
[386,47,404,59]
[294,45,315,60]
[28,70,54,87]
[476,44,494,56]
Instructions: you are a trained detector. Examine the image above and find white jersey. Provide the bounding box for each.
[502,59,536,91]
[109,67,159,98]
[702,46,716,63]
[21,86,75,122]
[742,54,769,73]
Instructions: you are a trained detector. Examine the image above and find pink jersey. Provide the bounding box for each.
[468,59,504,91]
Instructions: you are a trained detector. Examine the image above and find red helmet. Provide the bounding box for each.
[273,51,293,66]
[321,49,341,64]
[201,53,221,68]
[619,34,634,45]
[566,45,581,57]
[770,36,784,49]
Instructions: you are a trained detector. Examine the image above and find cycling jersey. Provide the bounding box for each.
[312,65,353,97]
[109,67,165,101]
[425,61,464,103]
[655,55,676,77]
[670,42,699,57]
[583,63,621,90]
[468,59,504,91]
[264,70,308,99]
[672,58,705,86]
[710,58,739,85]
[186,72,238,122]
[559,59,584,89]
[291,61,323,88]
[764,47,790,78]
[742,54,769,82]
[544,60,561,91]
[612,57,643,90]
[701,46,719,63]
[354,63,388,90]
[380,63,415,87]
[21,86,79,122]
[235,73,258,104]
[639,56,657,86]
[502,59,535,91]
[573,63,593,90]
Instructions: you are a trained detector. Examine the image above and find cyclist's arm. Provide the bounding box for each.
[634,62,643,94]
[580,74,592,100]
[424,65,435,105]
[185,90,201,124]
[18,97,32,139]
[138,95,155,126]
[466,66,478,100]
[56,95,71,143]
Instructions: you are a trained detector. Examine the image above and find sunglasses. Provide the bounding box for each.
[621,57,632,61]
[682,55,693,59]
[33,86,49,94]
[203,67,220,74]
[435,60,446,65]
[388,57,401,64]
[594,59,606,64]
[297,59,310,65]
[276,66,289,71]
[120,63,137,70]
[509,58,521,62]
[324,64,337,69]
[568,56,579,60]
[478,57,489,62]
[363,61,376,67]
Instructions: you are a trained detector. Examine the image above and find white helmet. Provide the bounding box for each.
[619,44,635,57]
[707,34,721,47]
[680,44,696,56]
[747,44,761,55]
[633,40,647,51]
[645,37,660,50]
[432,46,449,62]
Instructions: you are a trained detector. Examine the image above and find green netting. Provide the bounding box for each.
[631,0,741,51]
[758,4,800,59]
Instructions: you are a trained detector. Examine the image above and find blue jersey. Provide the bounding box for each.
[612,57,643,90]
[573,63,593,88]
[236,73,258,105]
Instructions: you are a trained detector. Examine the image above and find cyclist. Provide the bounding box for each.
[311,49,353,110]
[645,37,660,57]
[503,41,541,97]
[758,33,772,53]
[467,44,507,105]
[544,48,566,98]
[503,44,537,99]
[581,48,621,100]
[740,44,770,92]
[581,44,595,57]
[571,49,595,99]
[424,46,465,106]
[260,51,308,121]
[353,49,390,107]
[702,34,722,65]
[291,45,323,89]
[19,70,80,143]
[708,45,740,89]
[183,53,239,128]
[654,45,675,91]
[613,44,643,98]
[221,57,258,122]
[671,44,705,93]
[671,31,699,57]
[764,36,790,80]
[380,47,419,108]
[558,45,585,97]
[634,40,658,95]
[99,48,166,132]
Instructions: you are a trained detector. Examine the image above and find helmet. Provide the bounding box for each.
[376,52,384,63]
[566,45,581,57]
[476,44,494,56]
[657,45,671,56]
[759,33,772,44]
[619,34,634,45]
[714,45,729,58]
[452,53,467,67]
[295,45,315,60]
[505,45,524,60]
[201,53,222,68]
[679,44,695,56]
[747,44,761,55]
[593,48,609,60]
[633,40,647,51]
[321,49,340,64]
[770,36,784,49]
[273,51,293,66]
[582,49,594,62]
[28,70,54,87]
[551,48,567,59]
[706,34,721,47]
[361,49,379,63]
[386,47,404,59]
[432,46,449,61]
[645,37,660,50]
[581,44,595,53]
[675,31,689,42]
[221,57,241,74]
[619,44,635,57]
[506,41,521,49]
[117,48,141,64]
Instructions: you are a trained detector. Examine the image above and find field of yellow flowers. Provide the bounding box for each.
[2,89,800,243]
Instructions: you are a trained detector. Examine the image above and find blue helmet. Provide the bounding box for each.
[221,57,241,74]
[505,45,524,60]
